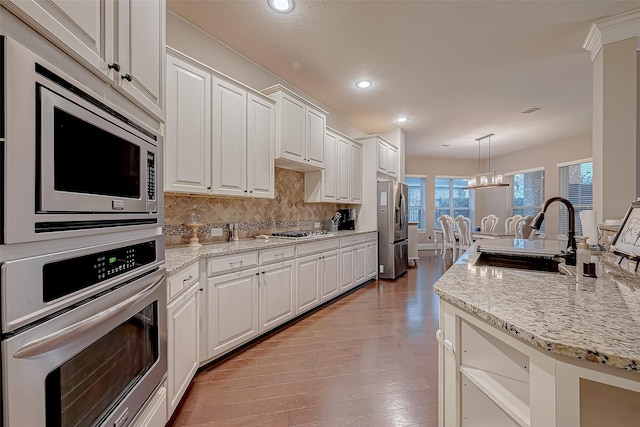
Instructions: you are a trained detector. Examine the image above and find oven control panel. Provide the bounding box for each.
[42,241,157,302]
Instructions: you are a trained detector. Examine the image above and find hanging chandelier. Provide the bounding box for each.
[463,133,510,190]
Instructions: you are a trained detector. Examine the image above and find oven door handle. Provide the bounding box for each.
[13,275,164,359]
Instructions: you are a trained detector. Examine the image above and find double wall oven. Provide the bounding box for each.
[1,36,166,426]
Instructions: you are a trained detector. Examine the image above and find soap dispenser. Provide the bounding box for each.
[576,236,590,276]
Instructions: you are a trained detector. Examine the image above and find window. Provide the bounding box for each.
[511,169,545,226]
[435,178,473,229]
[404,176,426,230]
[559,160,593,236]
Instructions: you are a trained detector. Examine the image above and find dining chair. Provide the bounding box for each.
[514,215,534,239]
[504,215,523,234]
[455,215,473,256]
[438,215,457,260]
[480,214,499,233]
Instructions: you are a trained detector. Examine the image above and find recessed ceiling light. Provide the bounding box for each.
[395,117,409,123]
[268,0,294,13]
[355,80,372,89]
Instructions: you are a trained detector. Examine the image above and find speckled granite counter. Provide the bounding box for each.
[165,229,376,275]
[434,238,640,372]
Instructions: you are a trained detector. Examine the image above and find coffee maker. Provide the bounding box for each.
[338,209,356,230]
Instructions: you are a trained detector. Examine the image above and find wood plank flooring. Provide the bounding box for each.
[169,251,452,426]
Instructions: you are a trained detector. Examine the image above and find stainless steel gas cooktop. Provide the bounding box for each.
[270,230,330,240]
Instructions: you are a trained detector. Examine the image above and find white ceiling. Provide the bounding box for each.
[167,0,640,159]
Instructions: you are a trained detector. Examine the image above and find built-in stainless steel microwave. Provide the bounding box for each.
[1,36,162,244]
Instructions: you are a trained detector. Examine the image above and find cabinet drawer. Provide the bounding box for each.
[208,252,258,276]
[341,234,367,248]
[167,262,199,302]
[296,238,340,257]
[260,245,295,265]
[366,232,378,242]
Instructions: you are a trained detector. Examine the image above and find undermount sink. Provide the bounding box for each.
[474,252,564,273]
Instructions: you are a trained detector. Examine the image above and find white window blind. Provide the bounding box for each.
[559,161,593,235]
[512,170,545,228]
[405,176,426,230]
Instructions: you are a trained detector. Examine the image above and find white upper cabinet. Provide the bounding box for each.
[4,0,165,120]
[212,77,247,197]
[165,55,211,194]
[349,141,363,204]
[263,85,328,172]
[386,144,398,178]
[358,135,399,181]
[304,128,362,204]
[165,50,274,199]
[247,93,275,198]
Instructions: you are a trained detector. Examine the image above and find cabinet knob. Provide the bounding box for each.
[207,186,211,190]
[199,288,203,292]
[108,62,121,72]
[250,190,253,193]
[121,73,132,82]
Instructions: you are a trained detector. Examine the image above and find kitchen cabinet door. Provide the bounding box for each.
[349,142,363,204]
[320,250,340,302]
[340,248,355,291]
[4,0,166,121]
[306,106,326,168]
[322,131,338,201]
[167,283,200,415]
[296,255,320,313]
[165,55,211,194]
[211,77,248,197]
[206,269,259,359]
[259,260,295,332]
[377,139,388,173]
[3,0,113,77]
[337,136,351,202]
[387,144,398,178]
[279,93,306,162]
[115,0,165,119]
[354,245,367,284]
[247,93,275,199]
[366,242,378,279]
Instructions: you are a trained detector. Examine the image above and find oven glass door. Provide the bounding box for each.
[45,302,158,427]
[38,85,155,213]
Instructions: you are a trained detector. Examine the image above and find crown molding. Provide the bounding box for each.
[583,8,640,61]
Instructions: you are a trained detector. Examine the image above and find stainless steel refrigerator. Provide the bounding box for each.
[377,181,409,279]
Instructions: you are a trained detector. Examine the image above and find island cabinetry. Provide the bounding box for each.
[263,84,327,171]
[4,0,165,119]
[165,50,274,198]
[166,261,201,418]
[439,301,556,427]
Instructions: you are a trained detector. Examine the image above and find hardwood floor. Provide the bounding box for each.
[169,251,453,426]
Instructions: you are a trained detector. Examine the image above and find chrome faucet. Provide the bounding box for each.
[529,196,577,265]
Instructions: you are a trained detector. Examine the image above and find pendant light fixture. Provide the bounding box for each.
[463,133,509,190]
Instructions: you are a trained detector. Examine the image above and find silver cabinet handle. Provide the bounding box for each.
[13,275,164,359]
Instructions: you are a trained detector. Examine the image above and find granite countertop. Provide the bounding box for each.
[434,238,640,372]
[165,229,376,275]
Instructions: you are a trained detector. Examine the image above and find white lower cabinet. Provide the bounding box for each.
[259,260,295,332]
[132,383,167,427]
[320,249,340,302]
[340,248,354,291]
[167,282,200,415]
[205,268,259,359]
[354,245,366,284]
[366,240,378,279]
[296,255,321,313]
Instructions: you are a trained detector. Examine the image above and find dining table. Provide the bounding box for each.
[471,231,515,240]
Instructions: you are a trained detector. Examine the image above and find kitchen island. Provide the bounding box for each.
[434,239,640,427]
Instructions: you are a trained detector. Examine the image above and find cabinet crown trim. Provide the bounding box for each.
[261,84,329,115]
[354,134,397,149]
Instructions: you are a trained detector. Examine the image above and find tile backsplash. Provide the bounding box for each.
[164,168,354,246]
